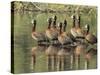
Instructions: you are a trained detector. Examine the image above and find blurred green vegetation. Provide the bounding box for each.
[12,1,97,34]
[12,1,97,14]
[12,1,97,74]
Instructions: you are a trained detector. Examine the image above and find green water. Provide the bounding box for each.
[13,11,97,74]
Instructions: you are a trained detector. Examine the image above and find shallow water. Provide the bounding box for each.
[13,12,97,74]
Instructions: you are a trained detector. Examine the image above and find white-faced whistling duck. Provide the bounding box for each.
[62,19,67,35]
[58,22,73,46]
[63,19,76,45]
[75,15,84,39]
[51,15,57,30]
[52,15,59,38]
[84,24,97,44]
[70,15,78,38]
[31,20,47,45]
[46,18,58,44]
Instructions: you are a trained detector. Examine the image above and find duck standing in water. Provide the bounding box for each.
[70,15,78,38]
[31,19,47,45]
[84,24,97,44]
[51,15,57,30]
[58,21,73,46]
[46,18,58,44]
[75,15,84,39]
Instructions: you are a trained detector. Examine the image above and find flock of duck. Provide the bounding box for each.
[31,15,97,67]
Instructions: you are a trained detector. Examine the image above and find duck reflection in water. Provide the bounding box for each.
[74,42,87,70]
[45,45,59,71]
[31,45,47,71]
[84,48,97,69]
[31,44,97,72]
[57,47,74,71]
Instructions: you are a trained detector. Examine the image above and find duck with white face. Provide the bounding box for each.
[84,24,97,44]
[63,19,76,45]
[58,22,73,46]
[70,15,78,38]
[51,15,60,36]
[75,15,85,38]
[71,15,86,44]
[31,19,47,45]
[51,15,57,29]
[46,18,58,44]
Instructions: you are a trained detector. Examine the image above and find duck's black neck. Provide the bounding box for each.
[59,23,62,34]
[86,26,90,34]
[32,24,36,32]
[53,20,56,28]
[73,19,75,28]
[48,22,51,29]
[77,16,80,28]
[63,24,67,32]
[60,27,62,34]
[63,20,67,32]
[48,18,52,29]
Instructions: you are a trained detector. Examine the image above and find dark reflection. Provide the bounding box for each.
[31,46,37,70]
[74,43,87,70]
[57,47,71,71]
[31,45,47,71]
[13,2,97,73]
[45,45,58,71]
[31,45,75,72]
[31,44,97,72]
[84,48,97,69]
[75,55,80,69]
[70,47,76,70]
[45,45,75,71]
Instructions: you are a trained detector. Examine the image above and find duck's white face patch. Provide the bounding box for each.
[85,24,88,29]
[57,23,60,27]
[31,19,34,24]
[71,15,74,19]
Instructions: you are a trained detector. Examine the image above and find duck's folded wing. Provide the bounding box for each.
[33,32,46,40]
